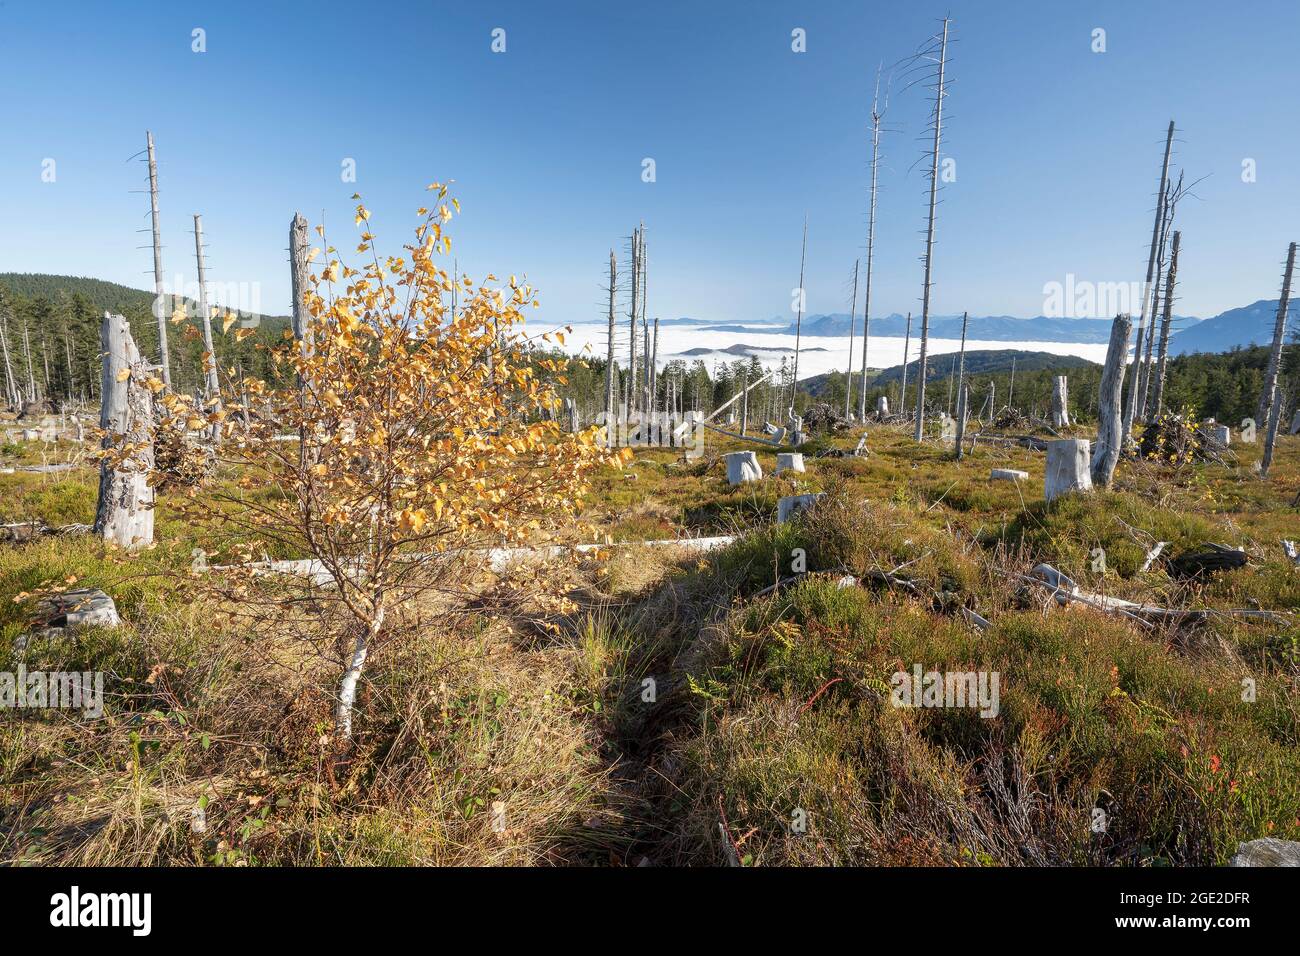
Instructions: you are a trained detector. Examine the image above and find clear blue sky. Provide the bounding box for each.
[2,0,1297,325]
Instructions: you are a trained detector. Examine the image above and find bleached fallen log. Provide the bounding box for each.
[1019,563,1289,626]
[1140,541,1169,572]
[990,469,1028,482]
[212,535,740,584]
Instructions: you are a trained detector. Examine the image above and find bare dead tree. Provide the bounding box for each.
[1124,121,1175,442]
[605,249,616,428]
[900,310,912,416]
[1258,241,1297,430]
[913,17,950,441]
[1150,230,1182,416]
[858,65,890,421]
[954,310,969,458]
[845,258,860,418]
[790,214,808,415]
[627,226,640,412]
[145,131,172,387]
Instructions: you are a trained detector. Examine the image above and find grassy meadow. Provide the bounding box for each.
[1,421,1298,866]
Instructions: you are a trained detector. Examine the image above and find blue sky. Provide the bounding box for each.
[2,0,1297,326]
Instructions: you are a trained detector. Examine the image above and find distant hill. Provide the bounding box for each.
[1168,299,1293,355]
[789,312,1194,345]
[0,273,289,328]
[802,349,1098,397]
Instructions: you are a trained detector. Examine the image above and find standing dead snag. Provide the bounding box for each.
[1257,241,1296,430]
[604,249,616,435]
[1262,385,1283,478]
[93,312,154,550]
[145,131,171,388]
[858,67,887,421]
[790,215,808,415]
[913,18,950,441]
[1092,313,1132,488]
[1151,230,1181,416]
[1051,375,1070,429]
[1124,120,1175,443]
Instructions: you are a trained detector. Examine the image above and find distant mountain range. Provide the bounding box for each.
[802,349,1098,397]
[1167,299,1292,355]
[601,297,1295,356]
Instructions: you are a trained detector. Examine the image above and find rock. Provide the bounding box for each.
[33,588,122,630]
[725,451,762,485]
[1045,438,1092,502]
[990,469,1029,482]
[777,493,823,524]
[775,453,805,475]
[1229,838,1300,867]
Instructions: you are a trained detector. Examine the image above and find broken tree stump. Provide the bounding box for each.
[93,312,155,551]
[1092,313,1131,488]
[775,452,805,475]
[1051,375,1070,428]
[1045,438,1092,502]
[725,451,762,485]
[777,493,823,524]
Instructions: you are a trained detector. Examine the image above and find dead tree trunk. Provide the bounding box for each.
[858,69,884,422]
[93,313,154,550]
[0,313,18,409]
[1051,375,1070,428]
[1092,313,1132,488]
[1262,385,1283,478]
[193,214,221,404]
[628,227,640,413]
[1151,230,1181,416]
[914,17,949,442]
[1124,120,1174,443]
[146,131,172,387]
[845,258,859,418]
[955,381,969,460]
[790,215,808,415]
[900,311,912,418]
[1257,241,1296,429]
[604,249,616,437]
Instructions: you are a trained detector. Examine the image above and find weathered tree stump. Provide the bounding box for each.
[1046,438,1092,502]
[777,493,823,524]
[1051,375,1070,428]
[775,452,805,474]
[93,312,155,550]
[1229,838,1300,867]
[725,451,762,485]
[1210,424,1231,447]
[876,395,890,417]
[1091,314,1131,488]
